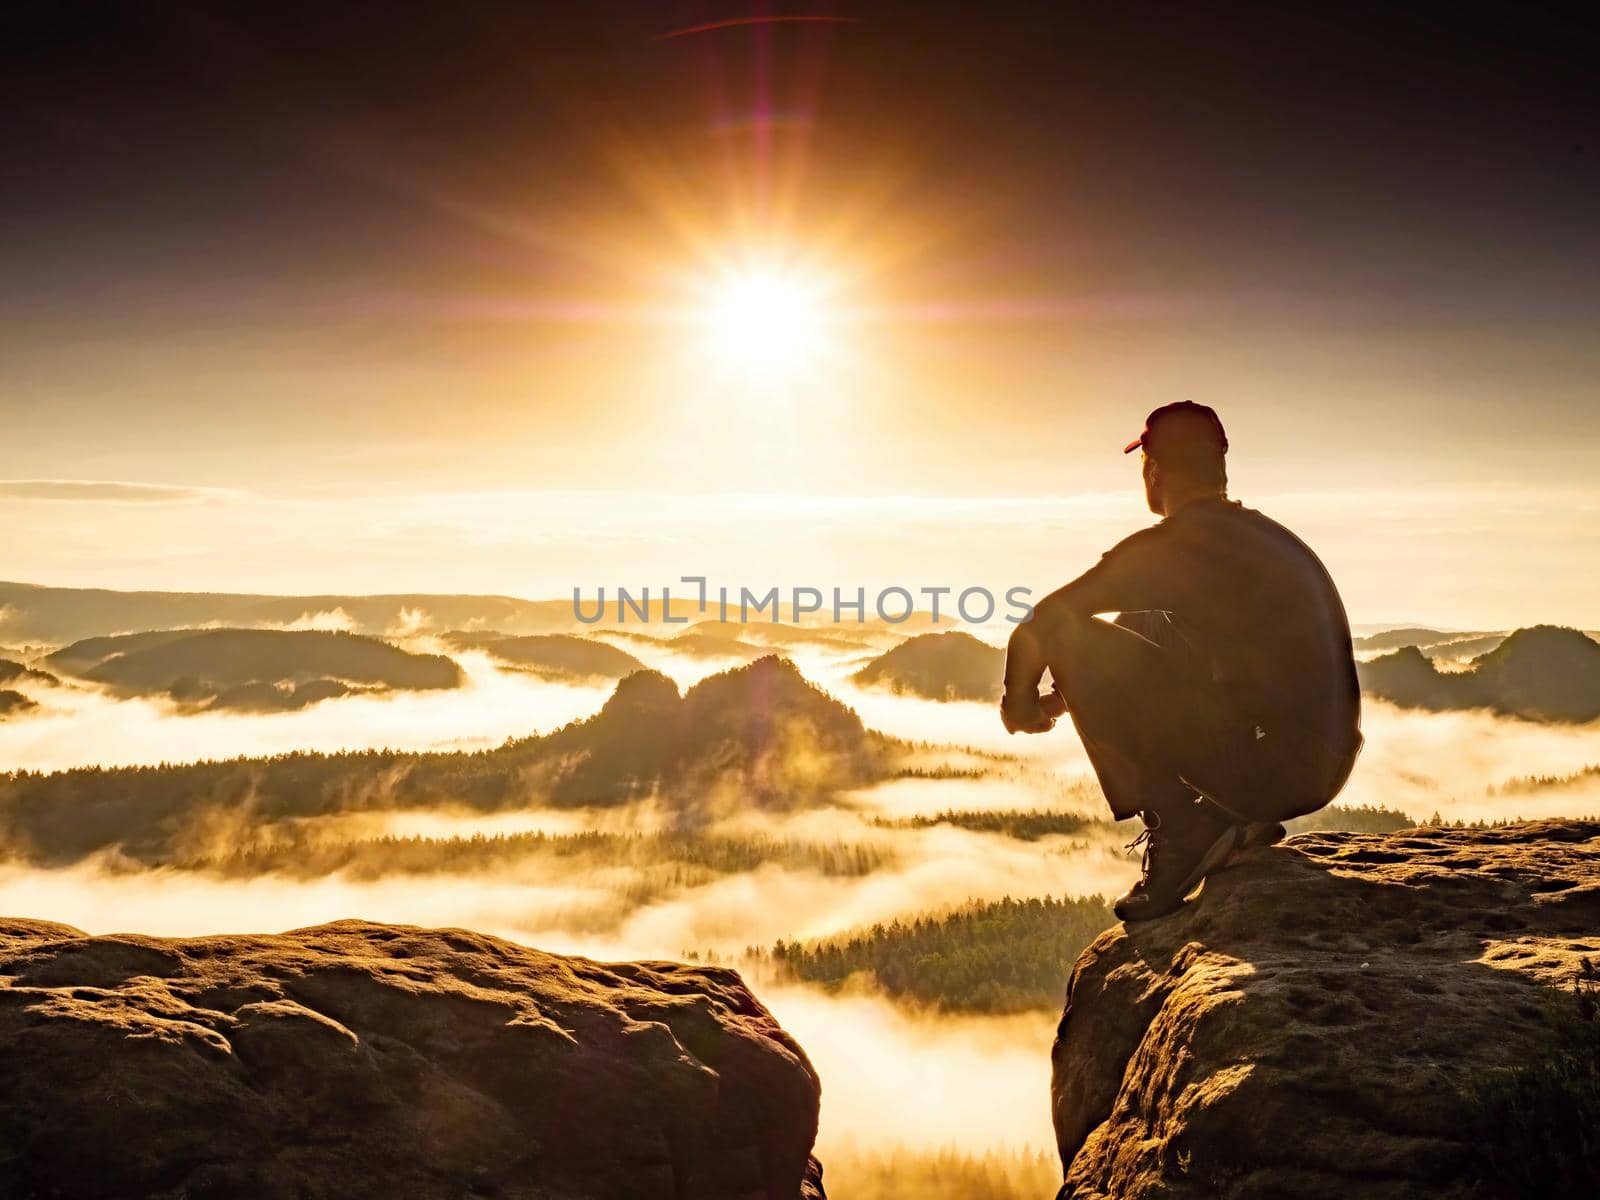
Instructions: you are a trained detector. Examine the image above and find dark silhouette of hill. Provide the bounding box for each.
[529,656,875,809]
[442,632,644,679]
[1469,625,1600,721]
[1358,645,1461,708]
[0,657,883,865]
[850,631,1005,701]
[0,658,56,687]
[1356,628,1518,662]
[1356,627,1495,652]
[44,628,462,711]
[1359,625,1600,722]
[44,628,208,674]
[0,690,37,718]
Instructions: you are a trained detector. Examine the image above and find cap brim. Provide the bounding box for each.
[1122,437,1143,454]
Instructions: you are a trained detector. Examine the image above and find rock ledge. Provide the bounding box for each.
[0,918,824,1199]
[1053,819,1600,1199]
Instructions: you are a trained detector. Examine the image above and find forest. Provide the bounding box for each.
[749,895,1116,1014]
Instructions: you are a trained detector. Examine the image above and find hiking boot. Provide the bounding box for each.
[1114,800,1240,923]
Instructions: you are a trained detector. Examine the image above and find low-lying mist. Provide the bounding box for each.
[0,651,610,772]
[4,630,1599,1198]
[0,781,1102,1186]
[0,784,1134,954]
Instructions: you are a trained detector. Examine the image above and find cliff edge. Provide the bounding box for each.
[1053,819,1600,1199]
[0,919,825,1199]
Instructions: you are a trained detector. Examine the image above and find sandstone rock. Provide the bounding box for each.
[0,919,824,1199]
[1052,819,1600,1199]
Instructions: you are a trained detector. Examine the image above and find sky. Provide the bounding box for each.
[3,1,1598,626]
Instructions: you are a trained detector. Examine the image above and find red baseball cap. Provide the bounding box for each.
[1123,401,1229,456]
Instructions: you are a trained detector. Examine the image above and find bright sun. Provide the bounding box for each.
[701,262,831,375]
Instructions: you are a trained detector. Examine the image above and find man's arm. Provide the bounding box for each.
[999,531,1162,733]
[999,576,1103,733]
[1000,621,1059,732]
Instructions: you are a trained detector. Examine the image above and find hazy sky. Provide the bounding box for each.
[3,2,1597,624]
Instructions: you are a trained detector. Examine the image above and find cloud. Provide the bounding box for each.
[283,607,359,632]
[759,985,1057,1157]
[0,479,230,503]
[0,651,610,773]
[4,660,1600,1183]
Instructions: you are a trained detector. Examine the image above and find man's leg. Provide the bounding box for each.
[1047,611,1307,832]
[1040,611,1215,821]
[1036,611,1240,921]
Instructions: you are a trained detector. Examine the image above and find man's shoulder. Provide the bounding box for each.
[1176,498,1295,541]
[1099,519,1170,562]
[1178,499,1340,586]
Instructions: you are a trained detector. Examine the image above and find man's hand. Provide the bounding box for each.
[1001,685,1064,734]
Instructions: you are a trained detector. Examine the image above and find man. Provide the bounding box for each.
[1001,402,1361,921]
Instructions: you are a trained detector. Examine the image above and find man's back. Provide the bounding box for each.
[1067,497,1361,753]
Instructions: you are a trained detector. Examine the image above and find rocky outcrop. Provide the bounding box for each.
[1052,819,1600,1199]
[0,919,824,1199]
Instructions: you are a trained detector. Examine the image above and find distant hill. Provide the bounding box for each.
[1355,627,1508,658]
[44,628,462,712]
[752,895,1116,1014]
[1358,625,1600,722]
[1469,625,1600,721]
[1358,646,1456,708]
[442,632,644,680]
[1413,634,1508,661]
[851,631,1005,701]
[682,618,875,652]
[532,655,874,808]
[0,580,896,648]
[0,690,37,719]
[669,630,768,660]
[0,659,56,688]
[0,656,884,865]
[0,580,592,643]
[44,629,204,676]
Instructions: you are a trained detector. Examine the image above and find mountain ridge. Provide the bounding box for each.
[1359,625,1600,722]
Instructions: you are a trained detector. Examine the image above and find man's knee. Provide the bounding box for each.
[1036,611,1099,687]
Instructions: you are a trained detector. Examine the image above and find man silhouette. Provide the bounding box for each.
[1001,402,1362,921]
